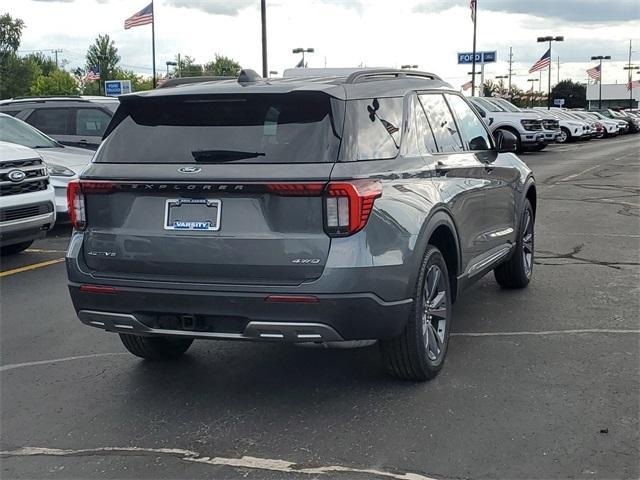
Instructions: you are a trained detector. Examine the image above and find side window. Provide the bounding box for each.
[26,108,72,135]
[347,97,403,160]
[76,108,112,137]
[411,94,437,155]
[0,110,21,117]
[418,94,463,153]
[446,94,492,151]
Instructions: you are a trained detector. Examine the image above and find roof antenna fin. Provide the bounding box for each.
[238,69,262,84]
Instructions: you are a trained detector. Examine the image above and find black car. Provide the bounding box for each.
[66,69,536,381]
[0,96,119,149]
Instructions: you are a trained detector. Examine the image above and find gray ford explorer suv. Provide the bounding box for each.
[66,69,536,381]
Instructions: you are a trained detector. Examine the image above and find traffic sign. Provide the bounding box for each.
[554,98,565,107]
[104,80,132,97]
[457,51,497,64]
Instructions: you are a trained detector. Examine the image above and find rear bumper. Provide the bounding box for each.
[68,283,413,342]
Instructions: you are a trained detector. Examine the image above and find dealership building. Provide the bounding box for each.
[587,83,639,109]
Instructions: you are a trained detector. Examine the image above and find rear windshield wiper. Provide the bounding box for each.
[192,150,266,162]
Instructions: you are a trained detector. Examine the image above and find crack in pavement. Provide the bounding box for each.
[535,244,640,270]
[0,446,438,480]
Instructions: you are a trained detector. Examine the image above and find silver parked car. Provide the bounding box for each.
[66,69,536,381]
[0,113,93,216]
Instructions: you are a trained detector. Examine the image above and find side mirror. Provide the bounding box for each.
[493,129,518,153]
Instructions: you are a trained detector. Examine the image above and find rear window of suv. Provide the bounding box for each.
[96,92,342,164]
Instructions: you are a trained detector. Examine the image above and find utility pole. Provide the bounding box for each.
[261,0,268,78]
[557,56,560,83]
[51,49,62,68]
[177,53,181,78]
[508,46,513,100]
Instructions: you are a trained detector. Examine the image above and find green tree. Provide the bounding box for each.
[550,80,586,109]
[86,34,120,83]
[25,52,58,76]
[176,55,203,77]
[0,54,40,99]
[0,13,24,55]
[113,68,154,91]
[204,54,241,76]
[30,69,78,95]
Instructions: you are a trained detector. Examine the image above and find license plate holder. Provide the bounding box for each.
[164,198,221,231]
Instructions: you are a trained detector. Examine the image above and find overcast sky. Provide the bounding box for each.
[5,0,640,92]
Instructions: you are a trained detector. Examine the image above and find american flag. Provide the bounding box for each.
[627,80,640,91]
[529,49,551,74]
[461,80,473,91]
[470,0,476,23]
[124,3,153,29]
[587,64,601,81]
[85,67,100,81]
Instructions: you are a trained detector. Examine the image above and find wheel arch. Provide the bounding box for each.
[412,209,462,303]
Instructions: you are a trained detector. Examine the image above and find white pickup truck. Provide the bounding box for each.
[0,141,56,255]
[468,97,547,152]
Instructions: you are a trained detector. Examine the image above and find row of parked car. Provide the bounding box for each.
[0,96,116,254]
[467,96,639,152]
[0,91,638,256]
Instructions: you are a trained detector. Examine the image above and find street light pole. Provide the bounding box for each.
[537,35,564,109]
[528,78,539,108]
[591,55,611,109]
[624,65,640,110]
[261,0,268,78]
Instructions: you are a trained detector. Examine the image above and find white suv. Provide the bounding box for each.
[469,97,546,152]
[0,141,56,255]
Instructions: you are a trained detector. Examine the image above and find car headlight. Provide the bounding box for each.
[47,164,76,177]
[520,120,540,131]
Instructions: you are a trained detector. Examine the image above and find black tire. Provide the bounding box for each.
[1,240,33,256]
[556,127,571,144]
[494,199,534,289]
[119,334,193,360]
[380,245,452,381]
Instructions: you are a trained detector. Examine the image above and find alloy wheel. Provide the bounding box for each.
[522,208,534,276]
[421,265,448,362]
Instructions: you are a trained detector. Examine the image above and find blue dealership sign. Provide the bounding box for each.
[457,51,497,64]
[104,80,132,97]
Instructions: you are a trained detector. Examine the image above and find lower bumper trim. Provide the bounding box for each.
[78,310,345,342]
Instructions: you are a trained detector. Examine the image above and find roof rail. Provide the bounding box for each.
[12,95,84,100]
[345,69,441,84]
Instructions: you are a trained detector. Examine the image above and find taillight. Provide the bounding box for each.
[325,180,382,236]
[67,181,115,230]
[266,180,382,237]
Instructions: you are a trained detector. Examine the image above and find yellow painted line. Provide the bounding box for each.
[0,258,65,278]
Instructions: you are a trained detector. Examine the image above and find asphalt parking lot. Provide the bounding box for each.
[1,135,639,480]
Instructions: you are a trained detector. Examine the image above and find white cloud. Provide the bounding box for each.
[9,0,640,92]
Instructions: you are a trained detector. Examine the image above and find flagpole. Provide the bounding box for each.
[471,0,477,96]
[151,0,157,88]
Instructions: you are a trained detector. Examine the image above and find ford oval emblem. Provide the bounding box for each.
[178,167,202,174]
[8,170,26,182]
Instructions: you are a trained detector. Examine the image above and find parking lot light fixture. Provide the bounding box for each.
[538,35,564,109]
[591,55,612,109]
[165,60,177,77]
[401,64,418,70]
[292,48,314,67]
